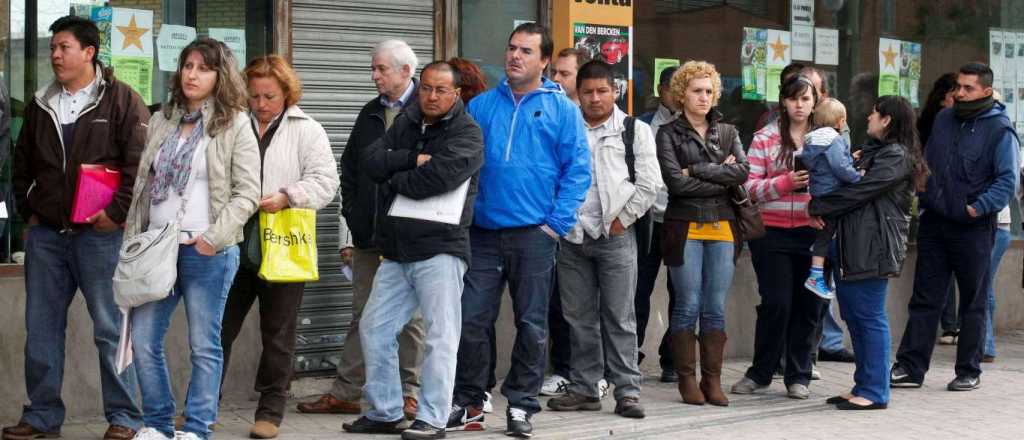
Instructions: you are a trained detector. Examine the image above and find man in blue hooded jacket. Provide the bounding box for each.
[891,62,1020,392]
[448,23,590,438]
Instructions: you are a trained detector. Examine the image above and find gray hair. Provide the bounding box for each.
[372,39,418,73]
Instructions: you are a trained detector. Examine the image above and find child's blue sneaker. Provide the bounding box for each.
[804,275,835,300]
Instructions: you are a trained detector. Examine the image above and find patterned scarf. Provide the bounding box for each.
[150,109,205,204]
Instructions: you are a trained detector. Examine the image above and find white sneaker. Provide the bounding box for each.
[540,374,570,396]
[132,428,173,440]
[483,391,494,413]
[811,365,822,380]
[598,379,610,400]
[175,432,202,440]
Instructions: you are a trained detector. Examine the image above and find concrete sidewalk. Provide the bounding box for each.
[56,331,1024,439]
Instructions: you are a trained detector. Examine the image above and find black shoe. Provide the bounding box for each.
[890,364,922,388]
[825,395,851,405]
[836,400,888,410]
[614,396,646,419]
[505,407,532,438]
[947,375,980,391]
[342,416,404,434]
[659,369,678,383]
[445,404,484,432]
[818,348,856,363]
[547,391,601,411]
[402,420,445,440]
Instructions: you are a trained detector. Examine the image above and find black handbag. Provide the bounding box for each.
[240,214,262,271]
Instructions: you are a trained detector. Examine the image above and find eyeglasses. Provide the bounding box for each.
[419,85,458,97]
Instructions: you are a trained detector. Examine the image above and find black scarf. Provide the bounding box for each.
[954,95,995,120]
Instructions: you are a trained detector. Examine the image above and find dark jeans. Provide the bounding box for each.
[940,279,959,332]
[634,220,676,372]
[454,226,557,414]
[896,212,995,381]
[21,225,142,432]
[744,227,827,387]
[220,266,305,425]
[547,273,572,378]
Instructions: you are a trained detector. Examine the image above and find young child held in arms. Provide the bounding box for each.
[797,98,864,299]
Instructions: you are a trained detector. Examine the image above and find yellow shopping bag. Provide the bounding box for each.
[258,208,319,282]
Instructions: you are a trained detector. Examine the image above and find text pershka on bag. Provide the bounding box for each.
[258,208,319,282]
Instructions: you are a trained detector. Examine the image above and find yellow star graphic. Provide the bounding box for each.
[882,44,898,69]
[117,15,149,51]
[769,36,789,61]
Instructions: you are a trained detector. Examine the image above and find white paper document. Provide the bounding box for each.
[0,201,7,219]
[115,307,133,374]
[388,179,470,225]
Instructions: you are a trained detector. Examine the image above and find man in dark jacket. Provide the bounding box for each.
[342,61,483,440]
[4,16,147,440]
[300,39,424,417]
[891,62,1020,392]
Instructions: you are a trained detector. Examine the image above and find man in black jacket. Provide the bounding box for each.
[299,39,425,417]
[342,61,484,440]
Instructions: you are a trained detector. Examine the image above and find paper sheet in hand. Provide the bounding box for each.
[387,179,470,225]
[115,307,133,374]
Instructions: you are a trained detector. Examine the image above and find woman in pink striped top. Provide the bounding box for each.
[731,75,828,400]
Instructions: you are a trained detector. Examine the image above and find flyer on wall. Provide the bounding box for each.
[573,22,631,110]
[741,27,767,101]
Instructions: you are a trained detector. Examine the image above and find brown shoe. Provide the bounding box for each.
[102,425,136,440]
[174,416,217,432]
[669,330,705,405]
[1,423,59,440]
[699,330,730,407]
[403,396,418,420]
[296,394,361,414]
[249,421,279,439]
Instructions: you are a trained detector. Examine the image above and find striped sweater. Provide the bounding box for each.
[743,122,811,228]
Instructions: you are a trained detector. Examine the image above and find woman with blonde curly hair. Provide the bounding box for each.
[219,54,338,439]
[656,60,749,407]
[121,38,260,440]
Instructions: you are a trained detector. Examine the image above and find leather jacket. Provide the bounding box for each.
[808,139,914,281]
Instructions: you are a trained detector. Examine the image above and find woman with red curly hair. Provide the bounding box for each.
[448,57,487,104]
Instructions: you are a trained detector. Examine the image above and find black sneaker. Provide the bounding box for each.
[505,407,532,438]
[547,391,601,411]
[614,396,646,419]
[402,420,445,440]
[818,348,856,363]
[947,375,980,391]
[342,416,404,434]
[890,364,923,388]
[659,369,678,383]
[445,404,484,432]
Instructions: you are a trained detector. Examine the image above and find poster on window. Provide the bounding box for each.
[157,25,197,72]
[765,30,791,103]
[111,8,154,105]
[878,38,900,97]
[1015,33,1024,124]
[209,28,247,70]
[990,30,1005,89]
[899,41,922,107]
[88,6,113,67]
[573,22,631,110]
[741,27,767,101]
[653,58,679,97]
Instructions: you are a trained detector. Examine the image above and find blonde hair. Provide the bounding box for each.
[813,98,847,128]
[669,60,722,108]
[245,54,303,107]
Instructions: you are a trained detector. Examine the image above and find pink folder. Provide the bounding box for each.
[71,164,121,223]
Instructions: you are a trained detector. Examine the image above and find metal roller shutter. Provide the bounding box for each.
[290,0,434,375]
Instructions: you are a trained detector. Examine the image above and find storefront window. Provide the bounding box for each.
[633,0,1023,238]
[459,0,539,89]
[1,0,273,263]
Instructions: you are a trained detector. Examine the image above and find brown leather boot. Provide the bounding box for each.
[699,330,730,406]
[669,330,705,405]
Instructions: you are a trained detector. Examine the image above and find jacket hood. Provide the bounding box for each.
[801,127,841,158]
[497,76,565,100]
[404,94,466,125]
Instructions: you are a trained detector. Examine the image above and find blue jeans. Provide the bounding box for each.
[834,275,891,405]
[21,225,142,432]
[819,304,846,352]
[668,239,734,332]
[985,228,1012,357]
[132,245,239,440]
[453,226,558,414]
[361,254,466,428]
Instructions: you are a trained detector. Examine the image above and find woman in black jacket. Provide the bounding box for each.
[657,61,749,407]
[808,95,928,410]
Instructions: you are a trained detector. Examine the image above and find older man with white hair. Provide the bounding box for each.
[297,39,425,419]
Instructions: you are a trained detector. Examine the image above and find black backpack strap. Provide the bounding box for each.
[623,116,636,183]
